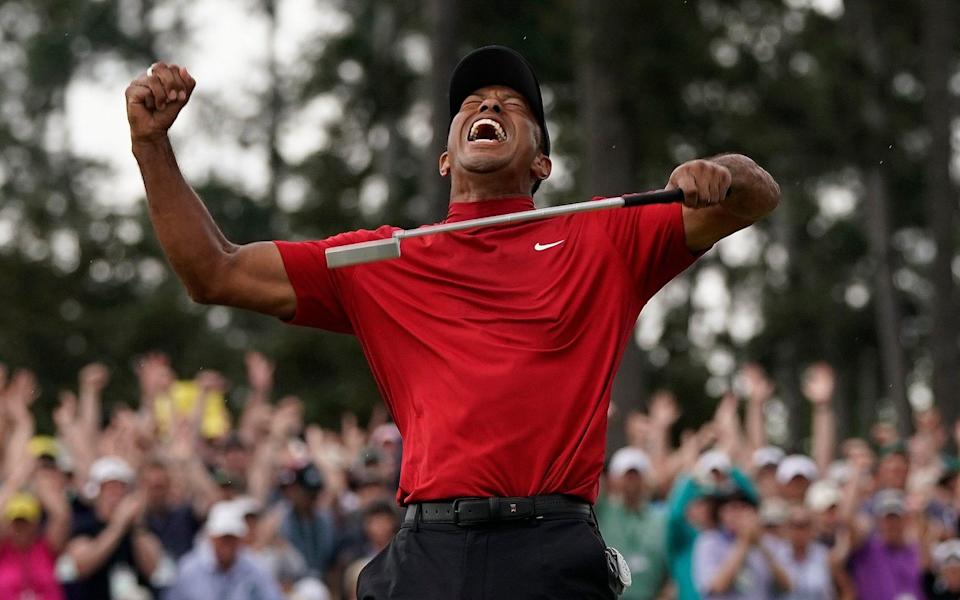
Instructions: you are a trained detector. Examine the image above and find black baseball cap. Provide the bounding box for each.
[449,46,550,190]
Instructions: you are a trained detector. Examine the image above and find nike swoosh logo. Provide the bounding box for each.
[534,240,565,251]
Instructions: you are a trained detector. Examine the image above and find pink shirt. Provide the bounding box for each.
[0,538,64,600]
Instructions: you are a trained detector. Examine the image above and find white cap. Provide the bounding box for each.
[753,446,785,469]
[608,447,651,478]
[290,578,332,600]
[805,479,841,512]
[90,456,135,485]
[206,501,248,538]
[826,460,852,484]
[695,450,732,479]
[933,539,960,568]
[776,455,819,485]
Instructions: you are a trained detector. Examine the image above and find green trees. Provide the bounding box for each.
[1,0,956,443]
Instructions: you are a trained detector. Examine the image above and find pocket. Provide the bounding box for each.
[538,519,615,598]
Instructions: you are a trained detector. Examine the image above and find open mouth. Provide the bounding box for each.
[467,118,507,144]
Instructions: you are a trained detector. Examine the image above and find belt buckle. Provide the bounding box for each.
[452,498,489,525]
[499,497,535,520]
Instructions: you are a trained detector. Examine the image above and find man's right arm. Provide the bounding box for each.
[126,62,295,319]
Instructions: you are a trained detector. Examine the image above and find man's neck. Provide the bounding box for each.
[449,190,532,204]
[448,174,533,203]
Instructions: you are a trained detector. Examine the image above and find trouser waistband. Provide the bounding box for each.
[402,494,592,527]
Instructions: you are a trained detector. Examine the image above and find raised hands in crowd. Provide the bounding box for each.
[0,351,403,600]
[3,351,959,600]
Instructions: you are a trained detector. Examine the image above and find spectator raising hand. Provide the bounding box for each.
[803,362,837,473]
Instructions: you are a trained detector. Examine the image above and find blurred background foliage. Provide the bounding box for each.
[0,0,957,450]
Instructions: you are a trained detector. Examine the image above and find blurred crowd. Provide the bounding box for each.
[0,352,401,600]
[598,363,960,600]
[1,356,958,600]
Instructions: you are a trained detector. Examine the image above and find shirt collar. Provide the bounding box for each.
[444,196,535,223]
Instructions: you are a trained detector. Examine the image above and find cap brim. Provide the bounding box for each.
[449,45,550,160]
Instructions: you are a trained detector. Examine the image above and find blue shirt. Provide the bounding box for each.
[693,530,778,600]
[164,543,284,600]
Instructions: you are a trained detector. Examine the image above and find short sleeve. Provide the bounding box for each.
[586,199,701,302]
[273,226,396,333]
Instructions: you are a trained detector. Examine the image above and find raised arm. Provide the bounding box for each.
[803,362,837,472]
[125,62,295,318]
[667,153,780,252]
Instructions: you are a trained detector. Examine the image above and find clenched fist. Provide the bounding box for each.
[666,159,733,209]
[125,62,196,144]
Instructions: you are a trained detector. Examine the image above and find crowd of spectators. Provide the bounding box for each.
[0,352,401,599]
[1,355,958,599]
[598,363,960,600]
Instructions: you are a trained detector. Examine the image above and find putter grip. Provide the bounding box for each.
[621,188,685,207]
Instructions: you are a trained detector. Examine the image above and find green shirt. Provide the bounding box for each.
[596,497,669,600]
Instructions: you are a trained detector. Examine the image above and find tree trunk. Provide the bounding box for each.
[263,0,283,208]
[921,0,960,430]
[844,0,911,436]
[864,168,910,435]
[420,0,459,220]
[574,0,643,453]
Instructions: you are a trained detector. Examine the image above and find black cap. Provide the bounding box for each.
[448,46,550,191]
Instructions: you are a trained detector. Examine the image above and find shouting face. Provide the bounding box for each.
[441,86,550,196]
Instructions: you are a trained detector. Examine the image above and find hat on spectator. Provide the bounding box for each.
[753,446,785,470]
[878,440,908,458]
[86,456,135,498]
[776,454,818,485]
[826,460,852,484]
[28,435,59,460]
[806,479,841,512]
[3,492,41,524]
[873,489,906,517]
[706,483,758,507]
[206,501,248,538]
[290,578,332,600]
[695,450,732,479]
[933,539,960,568]
[608,447,651,478]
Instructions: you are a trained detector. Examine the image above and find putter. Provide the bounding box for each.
[325,188,685,269]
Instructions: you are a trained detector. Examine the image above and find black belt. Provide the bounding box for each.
[403,495,592,526]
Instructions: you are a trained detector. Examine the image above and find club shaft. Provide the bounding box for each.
[397,189,683,240]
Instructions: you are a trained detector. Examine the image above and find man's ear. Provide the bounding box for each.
[531,153,552,181]
[439,151,450,177]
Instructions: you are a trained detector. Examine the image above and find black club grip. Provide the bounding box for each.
[621,188,685,207]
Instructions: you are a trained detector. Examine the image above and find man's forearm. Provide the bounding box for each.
[133,137,235,302]
[812,403,835,471]
[710,153,780,221]
[69,521,129,578]
[708,539,751,594]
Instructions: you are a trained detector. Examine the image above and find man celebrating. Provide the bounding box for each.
[126,46,779,599]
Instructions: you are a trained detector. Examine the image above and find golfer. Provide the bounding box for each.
[126,46,779,599]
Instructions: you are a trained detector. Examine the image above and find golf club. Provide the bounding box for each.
[325,188,686,269]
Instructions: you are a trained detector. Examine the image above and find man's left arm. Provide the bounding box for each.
[667,153,780,252]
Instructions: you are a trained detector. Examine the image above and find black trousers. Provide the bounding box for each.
[357,513,616,600]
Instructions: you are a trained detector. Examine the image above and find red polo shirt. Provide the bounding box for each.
[274,196,698,504]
